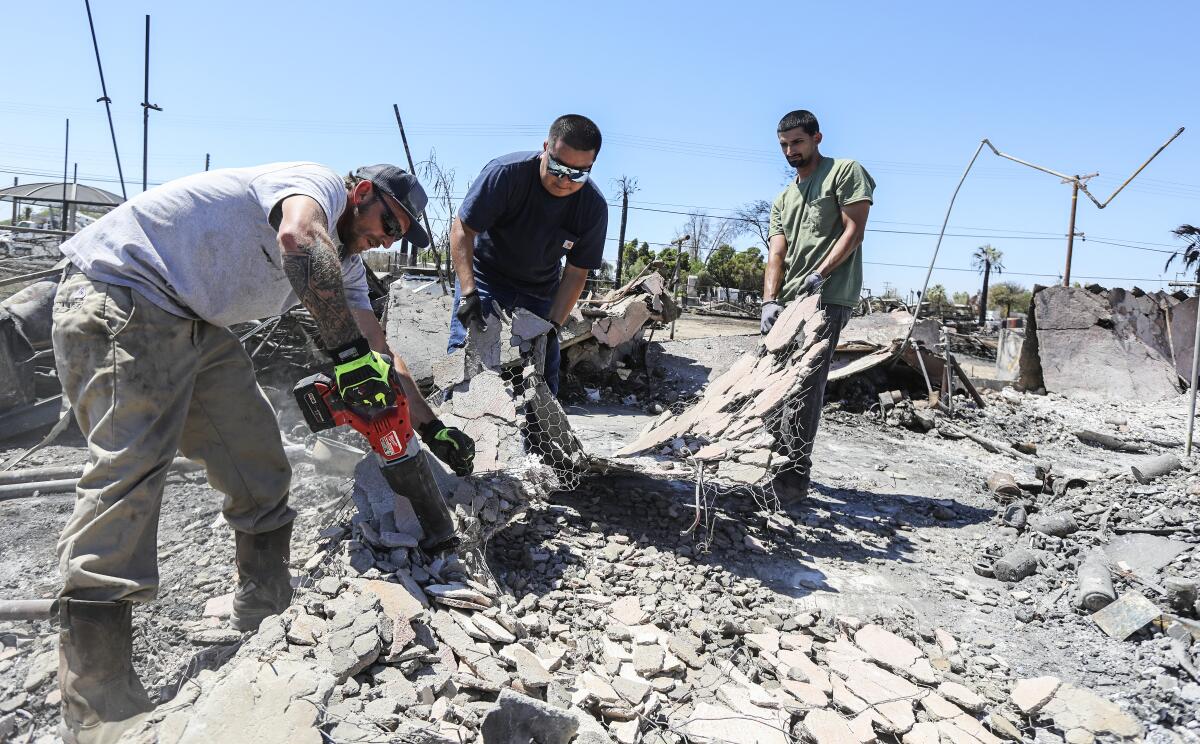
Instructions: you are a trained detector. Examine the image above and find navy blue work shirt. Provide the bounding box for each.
[458,151,608,299]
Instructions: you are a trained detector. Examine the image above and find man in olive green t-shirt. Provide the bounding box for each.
[762,109,875,501]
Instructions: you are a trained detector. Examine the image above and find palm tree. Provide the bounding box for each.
[972,244,1004,325]
[1165,225,1200,290]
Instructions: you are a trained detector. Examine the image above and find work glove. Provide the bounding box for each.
[761,301,783,335]
[456,289,486,330]
[329,338,396,410]
[419,418,476,476]
[799,272,825,297]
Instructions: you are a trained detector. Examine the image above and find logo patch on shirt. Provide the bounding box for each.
[562,239,575,251]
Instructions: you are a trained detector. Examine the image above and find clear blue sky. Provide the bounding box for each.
[3,1,1197,297]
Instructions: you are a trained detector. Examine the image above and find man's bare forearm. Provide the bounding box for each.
[763,235,788,301]
[549,266,589,325]
[450,218,477,294]
[284,239,360,349]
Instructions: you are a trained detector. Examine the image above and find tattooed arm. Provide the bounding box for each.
[273,195,361,349]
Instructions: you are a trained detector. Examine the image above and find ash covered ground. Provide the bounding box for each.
[0,317,1196,744]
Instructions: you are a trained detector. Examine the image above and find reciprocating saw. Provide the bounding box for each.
[293,372,458,553]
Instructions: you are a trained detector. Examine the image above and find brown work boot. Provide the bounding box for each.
[57,599,154,744]
[231,522,293,631]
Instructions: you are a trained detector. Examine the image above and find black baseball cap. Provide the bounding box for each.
[355,164,431,248]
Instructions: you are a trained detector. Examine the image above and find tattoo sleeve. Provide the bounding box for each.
[283,237,360,349]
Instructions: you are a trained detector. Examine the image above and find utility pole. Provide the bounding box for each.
[392,104,443,289]
[61,119,69,231]
[140,15,162,192]
[612,176,638,288]
[1060,172,1096,286]
[11,178,17,226]
[204,153,210,172]
[70,163,78,232]
[668,234,691,340]
[84,0,126,200]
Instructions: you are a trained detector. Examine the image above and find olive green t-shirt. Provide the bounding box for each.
[768,157,875,307]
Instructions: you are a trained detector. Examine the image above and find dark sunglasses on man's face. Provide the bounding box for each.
[371,185,405,240]
[546,152,591,183]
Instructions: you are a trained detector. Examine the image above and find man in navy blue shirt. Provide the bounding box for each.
[448,114,608,394]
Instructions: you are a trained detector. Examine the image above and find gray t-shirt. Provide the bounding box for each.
[60,162,370,327]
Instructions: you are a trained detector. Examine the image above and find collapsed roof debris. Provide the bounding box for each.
[560,270,679,377]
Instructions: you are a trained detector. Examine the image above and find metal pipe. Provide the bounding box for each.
[0,458,198,486]
[898,140,986,356]
[0,225,76,238]
[982,138,1073,180]
[0,599,57,622]
[0,267,62,288]
[1168,279,1200,456]
[1078,127,1185,209]
[0,478,79,499]
[1189,281,1200,457]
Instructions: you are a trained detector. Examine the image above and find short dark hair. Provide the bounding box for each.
[549,114,602,155]
[777,110,820,136]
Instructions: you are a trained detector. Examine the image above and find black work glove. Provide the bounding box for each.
[761,301,783,335]
[456,289,486,330]
[329,338,396,410]
[419,418,476,476]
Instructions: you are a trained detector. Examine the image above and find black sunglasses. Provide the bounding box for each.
[546,152,591,183]
[370,185,406,240]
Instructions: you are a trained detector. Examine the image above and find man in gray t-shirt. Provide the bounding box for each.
[50,162,475,741]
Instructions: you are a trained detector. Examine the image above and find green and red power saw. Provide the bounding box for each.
[293,372,458,552]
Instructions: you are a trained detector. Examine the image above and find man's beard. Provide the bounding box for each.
[787,154,809,169]
[335,223,353,259]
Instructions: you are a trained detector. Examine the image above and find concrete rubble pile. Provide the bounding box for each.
[863,383,1200,729]
[110,485,1146,744]
[559,270,680,378]
[1020,284,1191,401]
[828,308,941,384]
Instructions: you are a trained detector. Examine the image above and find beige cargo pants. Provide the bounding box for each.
[52,268,295,602]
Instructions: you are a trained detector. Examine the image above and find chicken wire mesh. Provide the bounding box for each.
[432,306,588,495]
[612,294,834,542]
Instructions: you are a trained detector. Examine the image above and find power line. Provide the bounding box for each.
[863,259,1173,285]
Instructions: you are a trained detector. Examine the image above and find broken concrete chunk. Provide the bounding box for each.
[609,595,649,626]
[1010,675,1062,715]
[936,680,985,713]
[500,643,553,688]
[799,708,860,744]
[853,624,923,674]
[480,688,579,744]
